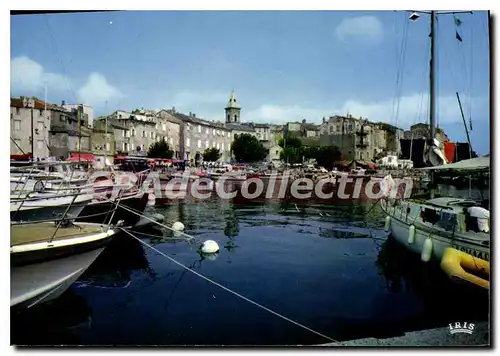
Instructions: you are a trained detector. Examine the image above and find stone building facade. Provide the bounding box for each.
[172,111,232,163]
[156,109,182,158]
[10,97,51,158]
[48,104,92,159]
[91,120,116,166]
[403,123,448,149]
[101,111,157,155]
[319,115,401,162]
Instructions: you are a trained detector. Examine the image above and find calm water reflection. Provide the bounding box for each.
[11,197,489,346]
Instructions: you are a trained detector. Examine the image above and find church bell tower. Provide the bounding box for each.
[225,91,241,124]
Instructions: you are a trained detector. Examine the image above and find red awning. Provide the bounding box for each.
[67,153,96,162]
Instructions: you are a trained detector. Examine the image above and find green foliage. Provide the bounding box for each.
[203,147,221,162]
[278,136,302,149]
[277,137,341,169]
[147,138,173,158]
[313,146,341,170]
[231,133,268,163]
[280,147,302,164]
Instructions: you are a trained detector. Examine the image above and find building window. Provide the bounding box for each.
[162,124,166,131]
[150,132,155,139]
[213,129,216,135]
[186,138,190,147]
[212,142,216,148]
[131,129,136,136]
[221,142,224,151]
[198,125,201,133]
[122,130,126,137]
[234,115,237,122]
[206,128,209,134]
[227,114,230,121]
[197,140,201,148]
[14,120,21,131]
[276,150,279,155]
[205,140,209,148]
[216,143,220,150]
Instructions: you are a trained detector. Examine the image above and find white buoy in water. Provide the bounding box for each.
[201,240,219,254]
[408,225,415,245]
[172,221,185,231]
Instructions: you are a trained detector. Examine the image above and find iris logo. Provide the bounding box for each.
[449,322,475,334]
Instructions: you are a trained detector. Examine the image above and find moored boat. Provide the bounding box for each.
[11,201,120,309]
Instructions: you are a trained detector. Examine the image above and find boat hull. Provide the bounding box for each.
[381,200,490,263]
[11,247,106,309]
[76,191,149,227]
[10,196,90,223]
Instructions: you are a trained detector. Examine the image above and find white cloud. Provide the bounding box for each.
[11,56,69,92]
[76,73,122,107]
[245,93,486,130]
[335,16,384,45]
[10,56,122,108]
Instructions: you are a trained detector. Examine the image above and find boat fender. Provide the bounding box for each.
[421,238,433,262]
[408,225,415,245]
[172,221,185,231]
[384,216,391,232]
[201,240,219,254]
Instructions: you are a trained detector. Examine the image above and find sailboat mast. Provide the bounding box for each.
[429,10,437,146]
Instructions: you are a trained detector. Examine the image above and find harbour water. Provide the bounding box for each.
[11,197,489,346]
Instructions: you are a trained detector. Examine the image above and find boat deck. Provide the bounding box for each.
[10,223,105,247]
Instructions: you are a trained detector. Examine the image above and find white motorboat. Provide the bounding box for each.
[10,191,94,223]
[11,193,121,309]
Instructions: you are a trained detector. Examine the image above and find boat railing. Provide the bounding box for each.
[10,188,126,243]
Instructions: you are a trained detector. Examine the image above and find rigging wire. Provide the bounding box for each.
[119,227,338,344]
[43,15,78,103]
[455,15,472,125]
[391,13,410,129]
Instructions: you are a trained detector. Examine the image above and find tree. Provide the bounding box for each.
[278,136,302,149]
[231,133,268,163]
[280,147,302,164]
[203,147,221,162]
[147,138,173,158]
[314,146,341,170]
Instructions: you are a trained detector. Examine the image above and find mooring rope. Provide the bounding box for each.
[119,227,338,343]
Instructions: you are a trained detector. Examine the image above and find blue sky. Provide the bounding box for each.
[10,10,490,153]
